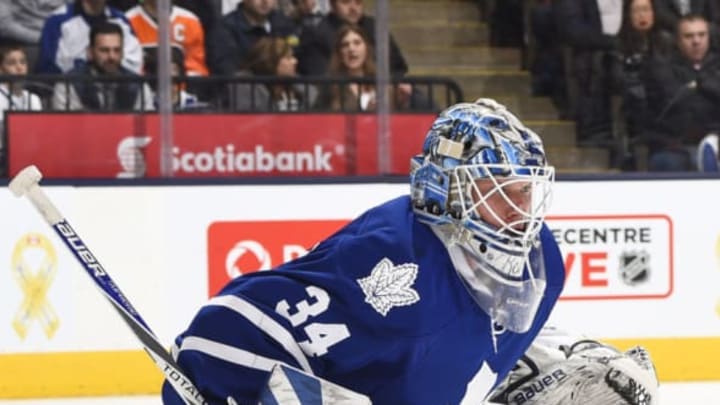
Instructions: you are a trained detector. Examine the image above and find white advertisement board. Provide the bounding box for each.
[549,180,720,339]
[0,179,718,396]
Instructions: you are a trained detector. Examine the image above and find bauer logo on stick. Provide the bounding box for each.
[55,222,107,277]
[9,165,209,405]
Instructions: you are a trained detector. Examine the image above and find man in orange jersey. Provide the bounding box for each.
[126,0,208,76]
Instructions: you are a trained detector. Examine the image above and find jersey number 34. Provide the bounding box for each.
[275,286,351,357]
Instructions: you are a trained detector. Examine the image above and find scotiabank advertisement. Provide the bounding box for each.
[6,113,436,178]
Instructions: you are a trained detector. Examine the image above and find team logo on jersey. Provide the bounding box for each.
[357,258,420,316]
[618,250,650,286]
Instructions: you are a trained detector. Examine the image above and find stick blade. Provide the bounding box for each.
[9,165,43,197]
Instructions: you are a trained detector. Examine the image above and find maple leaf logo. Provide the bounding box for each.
[357,258,420,316]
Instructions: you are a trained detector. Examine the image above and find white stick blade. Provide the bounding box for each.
[9,165,43,197]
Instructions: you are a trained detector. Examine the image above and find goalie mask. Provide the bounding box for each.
[410,99,554,333]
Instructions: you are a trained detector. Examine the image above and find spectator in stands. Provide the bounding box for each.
[0,45,43,177]
[320,24,411,111]
[528,0,569,118]
[207,0,296,75]
[126,0,209,76]
[52,21,153,111]
[144,46,205,110]
[653,0,718,38]
[36,0,142,74]
[296,0,408,76]
[288,0,325,37]
[616,0,673,141]
[126,0,219,100]
[112,0,220,66]
[0,0,68,69]
[556,0,623,145]
[172,0,221,77]
[0,45,43,112]
[233,36,316,111]
[619,0,674,62]
[642,14,720,170]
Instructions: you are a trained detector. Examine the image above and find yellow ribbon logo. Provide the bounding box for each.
[11,233,59,339]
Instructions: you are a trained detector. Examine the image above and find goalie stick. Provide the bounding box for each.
[8,165,207,405]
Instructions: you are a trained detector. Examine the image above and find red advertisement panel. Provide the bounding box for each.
[7,113,435,178]
[206,219,349,296]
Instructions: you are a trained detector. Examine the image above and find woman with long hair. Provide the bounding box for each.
[617,0,672,61]
[615,0,673,146]
[324,24,412,111]
[234,36,316,111]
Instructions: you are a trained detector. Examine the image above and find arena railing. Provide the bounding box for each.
[0,74,463,178]
[0,74,464,113]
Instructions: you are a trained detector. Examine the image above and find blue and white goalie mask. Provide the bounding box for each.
[410,98,555,333]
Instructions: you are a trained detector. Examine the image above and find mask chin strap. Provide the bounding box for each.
[522,237,540,289]
[490,318,507,354]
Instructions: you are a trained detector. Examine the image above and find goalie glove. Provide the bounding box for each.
[489,339,658,405]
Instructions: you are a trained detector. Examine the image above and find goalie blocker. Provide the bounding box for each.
[256,363,371,405]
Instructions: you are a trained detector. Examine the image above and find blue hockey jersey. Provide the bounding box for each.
[163,196,565,405]
[35,3,142,74]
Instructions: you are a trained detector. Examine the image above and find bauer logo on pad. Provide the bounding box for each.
[206,220,348,296]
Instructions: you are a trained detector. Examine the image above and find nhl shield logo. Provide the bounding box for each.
[619,250,650,285]
[357,258,420,316]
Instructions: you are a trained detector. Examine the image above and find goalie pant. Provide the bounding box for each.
[162,196,566,405]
